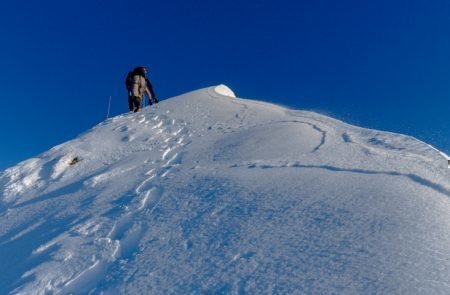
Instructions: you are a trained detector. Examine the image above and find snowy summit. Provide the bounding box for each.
[1,85,450,294]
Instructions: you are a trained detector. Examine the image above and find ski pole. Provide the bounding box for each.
[106,95,112,119]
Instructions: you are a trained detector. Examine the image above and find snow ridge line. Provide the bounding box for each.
[287,109,450,166]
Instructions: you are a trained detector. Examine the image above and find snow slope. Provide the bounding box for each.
[1,85,450,294]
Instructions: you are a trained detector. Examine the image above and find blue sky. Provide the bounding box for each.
[0,0,449,170]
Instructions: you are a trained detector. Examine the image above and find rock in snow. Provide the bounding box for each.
[0,86,449,294]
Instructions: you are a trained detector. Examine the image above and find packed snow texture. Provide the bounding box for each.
[0,85,450,294]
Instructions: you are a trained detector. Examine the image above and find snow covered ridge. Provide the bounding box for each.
[1,85,450,294]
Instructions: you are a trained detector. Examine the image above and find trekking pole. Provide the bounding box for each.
[106,95,112,119]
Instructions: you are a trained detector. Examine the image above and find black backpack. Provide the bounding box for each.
[133,66,147,78]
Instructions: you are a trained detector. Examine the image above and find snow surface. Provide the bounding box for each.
[214,84,236,98]
[1,85,450,294]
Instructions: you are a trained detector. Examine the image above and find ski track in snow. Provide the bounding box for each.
[277,120,327,152]
[232,160,450,198]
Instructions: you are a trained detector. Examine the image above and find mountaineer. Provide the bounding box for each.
[125,66,158,112]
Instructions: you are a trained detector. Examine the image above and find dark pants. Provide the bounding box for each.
[128,95,142,112]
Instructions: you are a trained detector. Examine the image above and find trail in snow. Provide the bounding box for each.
[57,110,193,294]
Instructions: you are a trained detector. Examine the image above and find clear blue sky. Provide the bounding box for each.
[1,0,449,170]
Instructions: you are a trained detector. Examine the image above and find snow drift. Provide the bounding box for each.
[0,85,450,294]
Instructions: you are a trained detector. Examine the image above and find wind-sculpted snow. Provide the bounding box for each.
[1,86,450,294]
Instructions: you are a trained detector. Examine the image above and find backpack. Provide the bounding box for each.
[126,67,147,89]
[133,66,147,78]
[125,67,149,98]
